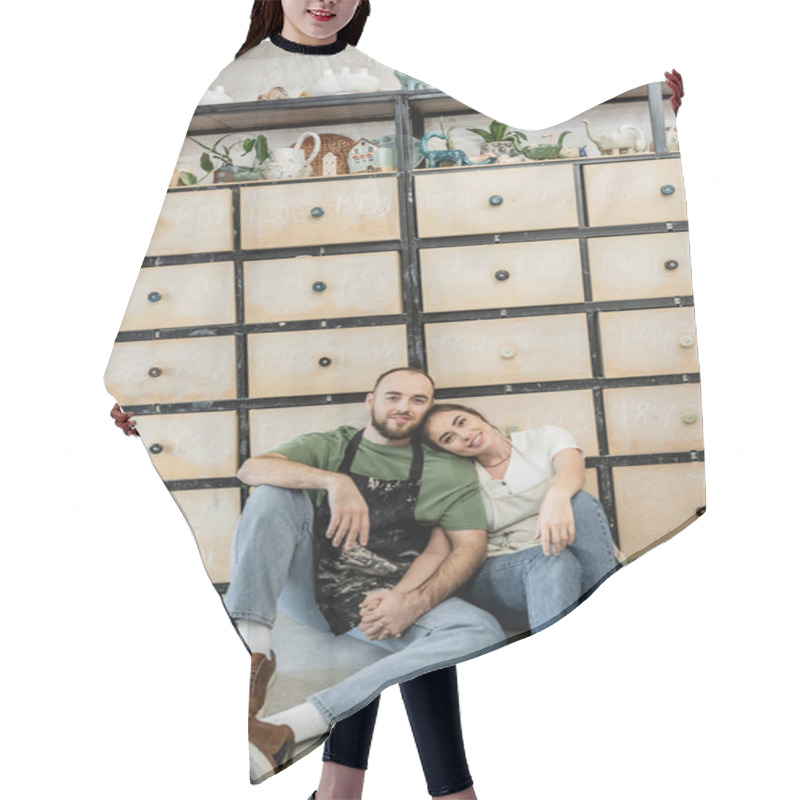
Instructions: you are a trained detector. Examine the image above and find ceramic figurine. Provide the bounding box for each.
[348,137,392,173]
[394,70,432,90]
[258,85,290,100]
[521,130,572,160]
[582,119,645,155]
[420,132,497,168]
[262,131,321,180]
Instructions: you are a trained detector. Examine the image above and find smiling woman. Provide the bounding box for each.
[281,0,363,45]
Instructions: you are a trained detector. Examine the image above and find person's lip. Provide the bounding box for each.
[308,8,335,21]
[468,432,484,448]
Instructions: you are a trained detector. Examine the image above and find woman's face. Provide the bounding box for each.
[281,0,361,45]
[426,410,496,458]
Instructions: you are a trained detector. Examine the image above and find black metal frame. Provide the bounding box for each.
[118,82,701,557]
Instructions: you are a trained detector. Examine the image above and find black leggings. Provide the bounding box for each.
[323,666,472,797]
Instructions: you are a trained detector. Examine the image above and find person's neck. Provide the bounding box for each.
[475,434,512,470]
[363,424,412,448]
[270,24,348,54]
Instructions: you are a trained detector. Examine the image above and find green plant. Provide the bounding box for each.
[180,133,270,185]
[438,115,458,150]
[466,120,529,150]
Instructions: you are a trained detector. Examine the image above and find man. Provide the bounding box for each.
[224,367,505,777]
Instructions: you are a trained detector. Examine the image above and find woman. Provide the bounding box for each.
[422,403,621,634]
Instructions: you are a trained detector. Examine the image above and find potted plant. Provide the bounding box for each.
[465,120,529,157]
[179,133,271,185]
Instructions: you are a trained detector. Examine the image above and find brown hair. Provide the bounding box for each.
[372,367,436,395]
[421,403,494,450]
[236,0,372,58]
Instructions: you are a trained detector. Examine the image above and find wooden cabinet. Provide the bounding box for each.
[108,79,703,585]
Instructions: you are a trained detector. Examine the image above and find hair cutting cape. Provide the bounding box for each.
[104,34,705,783]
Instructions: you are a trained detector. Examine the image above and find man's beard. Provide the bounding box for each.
[371,410,418,440]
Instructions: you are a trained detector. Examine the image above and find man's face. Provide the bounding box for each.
[366,371,435,441]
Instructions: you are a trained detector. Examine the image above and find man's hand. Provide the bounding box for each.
[537,488,575,556]
[358,588,424,641]
[110,403,138,437]
[325,474,370,551]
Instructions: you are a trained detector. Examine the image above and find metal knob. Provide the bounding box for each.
[489,195,504,206]
[679,335,695,348]
[148,367,162,378]
[312,281,327,293]
[664,260,679,270]
[494,270,510,281]
[500,346,517,359]
[311,206,325,218]
[318,357,332,367]
[147,291,162,303]
[149,443,163,454]
[660,184,676,196]
[682,413,698,425]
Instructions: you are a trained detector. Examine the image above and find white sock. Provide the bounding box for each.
[262,702,328,743]
[235,618,272,657]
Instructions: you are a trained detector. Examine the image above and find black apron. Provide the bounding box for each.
[313,428,431,635]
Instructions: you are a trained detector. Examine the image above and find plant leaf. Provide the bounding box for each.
[255,134,269,163]
[179,172,198,185]
[200,152,214,172]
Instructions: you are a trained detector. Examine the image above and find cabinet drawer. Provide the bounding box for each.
[604,384,703,455]
[119,262,236,331]
[248,326,408,397]
[452,390,598,457]
[588,232,693,301]
[599,307,699,378]
[425,315,592,389]
[104,337,237,405]
[583,159,687,227]
[421,240,583,312]
[240,175,400,249]
[135,411,238,480]
[250,403,366,455]
[171,488,241,584]
[244,252,402,323]
[415,164,578,238]
[613,463,705,557]
[146,189,234,256]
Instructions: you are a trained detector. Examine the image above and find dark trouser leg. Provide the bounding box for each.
[322,695,381,770]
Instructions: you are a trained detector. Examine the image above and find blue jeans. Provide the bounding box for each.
[460,491,620,633]
[224,485,506,724]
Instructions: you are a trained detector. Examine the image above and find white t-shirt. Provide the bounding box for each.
[476,426,582,557]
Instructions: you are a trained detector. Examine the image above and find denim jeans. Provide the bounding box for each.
[224,485,506,724]
[460,490,620,634]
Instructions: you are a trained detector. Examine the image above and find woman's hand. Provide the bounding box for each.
[537,488,575,556]
[110,403,138,437]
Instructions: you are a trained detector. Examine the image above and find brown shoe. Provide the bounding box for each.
[249,651,276,717]
[248,717,294,780]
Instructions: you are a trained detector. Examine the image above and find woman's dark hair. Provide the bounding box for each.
[421,403,494,451]
[236,0,372,58]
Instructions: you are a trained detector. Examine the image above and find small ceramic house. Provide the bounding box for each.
[347,137,389,173]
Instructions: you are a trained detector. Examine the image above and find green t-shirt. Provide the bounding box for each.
[273,426,487,532]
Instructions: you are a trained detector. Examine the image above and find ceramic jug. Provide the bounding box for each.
[264,131,321,179]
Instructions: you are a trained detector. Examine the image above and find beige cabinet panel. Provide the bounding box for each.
[134,411,238,480]
[171,488,241,584]
[248,326,408,397]
[240,176,400,249]
[421,240,583,312]
[604,384,703,455]
[415,164,578,238]
[426,315,592,388]
[613,462,705,557]
[104,337,237,405]
[599,307,699,378]
[588,232,693,301]
[455,390,598,456]
[583,159,687,227]
[244,252,402,323]
[146,189,234,256]
[250,403,367,455]
[119,262,236,331]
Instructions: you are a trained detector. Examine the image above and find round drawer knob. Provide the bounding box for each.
[318,357,332,367]
[489,195,504,206]
[678,335,695,348]
[494,270,511,281]
[149,443,163,455]
[682,413,698,425]
[664,259,680,271]
[311,206,325,218]
[147,291,162,303]
[500,346,517,359]
[312,281,327,293]
[148,367,162,378]
[660,184,676,196]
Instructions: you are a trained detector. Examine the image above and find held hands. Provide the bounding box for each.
[325,474,370,551]
[537,488,575,556]
[358,588,422,641]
